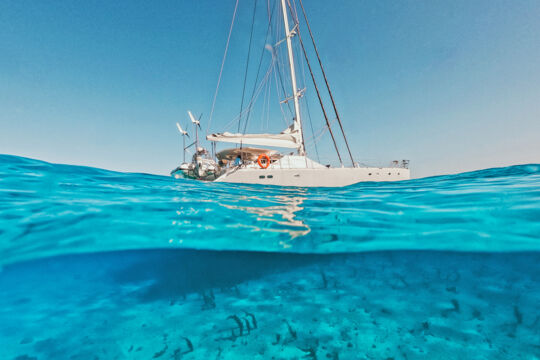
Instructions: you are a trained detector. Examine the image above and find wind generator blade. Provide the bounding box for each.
[187,110,199,126]
[197,113,203,128]
[176,122,189,136]
[176,122,184,134]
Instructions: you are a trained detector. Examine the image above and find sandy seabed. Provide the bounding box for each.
[1,250,539,360]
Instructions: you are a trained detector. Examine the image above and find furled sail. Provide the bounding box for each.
[206,124,302,149]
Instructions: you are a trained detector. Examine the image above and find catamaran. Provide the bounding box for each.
[171,0,410,187]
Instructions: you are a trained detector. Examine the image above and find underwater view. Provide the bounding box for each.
[0,154,539,359]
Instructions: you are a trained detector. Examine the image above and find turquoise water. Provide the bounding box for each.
[0,154,539,359]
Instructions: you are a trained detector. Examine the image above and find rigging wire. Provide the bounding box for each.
[297,0,356,166]
[293,19,320,163]
[260,73,268,131]
[221,62,274,132]
[304,96,321,163]
[261,69,272,131]
[243,0,294,135]
[207,0,349,165]
[285,0,343,165]
[306,117,338,145]
[266,75,272,130]
[289,13,314,160]
[206,0,240,135]
[273,9,294,120]
[272,57,290,127]
[242,0,277,135]
[237,0,259,133]
[291,7,320,163]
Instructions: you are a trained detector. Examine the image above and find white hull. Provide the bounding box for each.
[214,156,409,187]
[215,167,409,187]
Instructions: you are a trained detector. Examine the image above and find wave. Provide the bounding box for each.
[1,154,539,265]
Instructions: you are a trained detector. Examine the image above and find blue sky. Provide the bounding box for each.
[1,0,539,178]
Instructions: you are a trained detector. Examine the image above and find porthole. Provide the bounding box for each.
[268,175,273,179]
[368,173,372,176]
[388,173,391,175]
[398,173,400,175]
[259,175,265,179]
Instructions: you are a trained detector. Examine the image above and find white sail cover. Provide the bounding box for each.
[207,124,302,149]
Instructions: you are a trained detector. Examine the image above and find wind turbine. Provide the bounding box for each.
[176,122,190,162]
[187,110,202,151]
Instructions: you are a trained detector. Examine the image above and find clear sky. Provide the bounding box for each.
[1,0,539,178]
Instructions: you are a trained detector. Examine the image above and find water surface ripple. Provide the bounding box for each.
[1,154,539,265]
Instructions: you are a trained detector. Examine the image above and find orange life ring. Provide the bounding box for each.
[257,154,271,169]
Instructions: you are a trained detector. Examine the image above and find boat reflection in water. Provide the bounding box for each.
[220,192,310,244]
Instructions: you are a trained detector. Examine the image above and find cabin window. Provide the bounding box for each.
[259,175,265,179]
[294,174,300,177]
[267,175,273,179]
[388,172,391,175]
[398,173,400,175]
[368,173,372,176]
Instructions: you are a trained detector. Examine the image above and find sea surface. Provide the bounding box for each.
[0,154,539,359]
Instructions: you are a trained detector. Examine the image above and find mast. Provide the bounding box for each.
[280,0,305,155]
